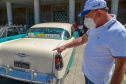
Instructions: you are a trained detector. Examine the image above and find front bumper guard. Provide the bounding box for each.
[0,66,62,84]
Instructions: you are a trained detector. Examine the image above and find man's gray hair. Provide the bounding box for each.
[95,7,109,12]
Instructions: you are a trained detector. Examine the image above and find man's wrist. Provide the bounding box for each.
[64,45,67,50]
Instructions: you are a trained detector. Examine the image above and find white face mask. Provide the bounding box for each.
[84,12,98,28]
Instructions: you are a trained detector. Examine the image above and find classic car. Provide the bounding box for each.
[0,26,26,43]
[0,23,79,84]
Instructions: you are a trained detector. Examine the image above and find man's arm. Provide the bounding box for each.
[110,57,126,84]
[64,33,88,48]
[53,33,88,53]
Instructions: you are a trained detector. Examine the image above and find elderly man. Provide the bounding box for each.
[53,0,126,84]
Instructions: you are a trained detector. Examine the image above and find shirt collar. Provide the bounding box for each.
[103,14,117,29]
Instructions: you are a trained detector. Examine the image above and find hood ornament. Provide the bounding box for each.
[15,52,30,58]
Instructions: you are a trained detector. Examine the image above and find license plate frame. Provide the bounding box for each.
[14,61,30,69]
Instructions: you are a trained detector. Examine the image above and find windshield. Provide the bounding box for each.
[25,27,70,40]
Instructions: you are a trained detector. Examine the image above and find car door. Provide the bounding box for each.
[7,27,19,41]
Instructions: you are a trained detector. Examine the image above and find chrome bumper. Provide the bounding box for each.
[0,66,60,84]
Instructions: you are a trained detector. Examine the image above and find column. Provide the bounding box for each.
[6,2,13,25]
[111,0,119,17]
[69,0,75,24]
[34,0,40,24]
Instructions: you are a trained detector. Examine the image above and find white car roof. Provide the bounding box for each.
[31,23,73,34]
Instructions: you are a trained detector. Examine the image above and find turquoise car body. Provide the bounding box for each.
[0,34,26,43]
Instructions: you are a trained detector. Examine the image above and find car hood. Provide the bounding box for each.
[0,38,63,74]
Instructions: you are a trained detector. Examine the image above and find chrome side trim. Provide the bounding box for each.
[63,52,69,58]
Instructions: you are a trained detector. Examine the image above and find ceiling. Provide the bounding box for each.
[0,0,124,9]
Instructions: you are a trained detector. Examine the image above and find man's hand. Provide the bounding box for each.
[53,45,66,54]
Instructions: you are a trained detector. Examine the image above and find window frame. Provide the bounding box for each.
[26,27,70,40]
[71,26,75,37]
[7,27,19,37]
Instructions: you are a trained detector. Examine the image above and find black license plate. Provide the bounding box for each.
[14,61,30,69]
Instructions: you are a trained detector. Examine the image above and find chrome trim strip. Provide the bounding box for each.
[63,52,69,58]
[31,70,34,80]
[6,65,9,75]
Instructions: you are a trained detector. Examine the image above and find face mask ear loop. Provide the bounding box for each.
[93,11,99,27]
[92,11,97,25]
[93,11,97,19]
[96,17,99,26]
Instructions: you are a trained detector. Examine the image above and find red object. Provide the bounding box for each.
[73,24,78,28]
[87,28,89,31]
[73,24,79,31]
[55,58,61,63]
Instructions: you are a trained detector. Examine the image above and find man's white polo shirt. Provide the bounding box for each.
[82,14,126,84]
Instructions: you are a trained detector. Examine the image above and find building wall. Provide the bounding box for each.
[75,3,81,24]
[0,1,126,26]
[107,1,111,13]
[41,5,51,23]
[13,7,26,25]
[41,4,69,23]
[118,1,126,24]
[0,9,7,25]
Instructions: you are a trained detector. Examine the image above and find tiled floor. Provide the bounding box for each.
[64,44,86,84]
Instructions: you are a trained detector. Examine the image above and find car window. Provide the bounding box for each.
[7,27,19,37]
[26,27,70,40]
[63,30,70,39]
[17,27,26,34]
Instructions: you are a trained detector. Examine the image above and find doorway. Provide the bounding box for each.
[29,13,34,27]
